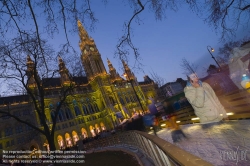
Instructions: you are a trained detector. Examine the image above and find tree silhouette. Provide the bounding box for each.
[0,36,75,151]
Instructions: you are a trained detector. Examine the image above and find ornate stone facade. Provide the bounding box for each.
[0,21,158,153]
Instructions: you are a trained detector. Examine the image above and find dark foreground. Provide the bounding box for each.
[58,151,140,166]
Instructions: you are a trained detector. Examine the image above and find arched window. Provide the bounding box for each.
[82,105,89,115]
[49,103,54,109]
[65,108,73,119]
[5,127,13,137]
[125,96,130,103]
[74,106,81,116]
[50,111,55,122]
[60,109,66,121]
[73,99,77,105]
[50,109,59,122]
[88,104,94,114]
[130,96,134,102]
[133,95,137,102]
[93,103,100,112]
[58,110,64,121]
[109,96,115,105]
[119,96,125,105]
[15,125,23,133]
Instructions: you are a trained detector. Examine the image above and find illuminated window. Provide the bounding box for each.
[65,108,73,119]
[125,96,130,103]
[119,96,125,105]
[82,105,89,115]
[59,110,66,121]
[88,104,94,114]
[93,103,100,112]
[74,106,81,116]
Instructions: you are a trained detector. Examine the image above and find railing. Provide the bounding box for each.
[219,89,250,113]
[160,90,250,125]
[83,131,212,166]
[173,106,196,125]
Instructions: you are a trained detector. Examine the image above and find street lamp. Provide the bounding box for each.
[123,73,145,114]
[207,46,222,71]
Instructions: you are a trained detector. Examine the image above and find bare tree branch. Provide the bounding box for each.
[180,58,198,76]
[149,70,166,87]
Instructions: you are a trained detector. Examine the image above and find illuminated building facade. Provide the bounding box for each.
[0,21,158,152]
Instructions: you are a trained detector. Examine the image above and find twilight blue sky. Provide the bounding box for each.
[69,1,222,82]
[49,2,246,83]
[1,1,248,97]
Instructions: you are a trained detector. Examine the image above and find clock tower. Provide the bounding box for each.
[78,20,107,79]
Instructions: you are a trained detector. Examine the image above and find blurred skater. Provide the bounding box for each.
[163,102,187,143]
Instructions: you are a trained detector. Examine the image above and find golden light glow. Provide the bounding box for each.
[191,117,200,120]
[150,127,153,129]
[176,121,180,123]
[226,112,234,116]
[161,124,166,127]
[211,48,214,52]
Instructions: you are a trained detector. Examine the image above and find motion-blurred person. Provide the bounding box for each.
[143,113,158,136]
[163,102,187,142]
[152,116,159,136]
[184,73,228,124]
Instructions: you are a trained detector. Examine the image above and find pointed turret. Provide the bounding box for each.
[26,55,39,88]
[78,20,107,79]
[77,20,94,52]
[122,60,135,80]
[58,56,71,85]
[107,58,122,83]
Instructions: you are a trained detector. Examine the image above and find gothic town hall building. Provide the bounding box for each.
[0,21,158,152]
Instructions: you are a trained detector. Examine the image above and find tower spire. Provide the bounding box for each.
[26,55,40,88]
[78,20,107,79]
[107,58,122,83]
[78,20,91,44]
[58,56,71,85]
[122,60,135,80]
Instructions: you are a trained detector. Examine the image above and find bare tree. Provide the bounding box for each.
[0,36,75,151]
[200,0,250,41]
[0,0,249,150]
[217,37,250,65]
[115,0,250,67]
[180,58,198,76]
[1,0,249,71]
[217,41,242,65]
[149,70,166,87]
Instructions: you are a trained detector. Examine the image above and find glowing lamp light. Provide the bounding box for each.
[191,117,200,120]
[176,121,181,123]
[226,112,234,116]
[161,124,166,127]
[241,74,250,92]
